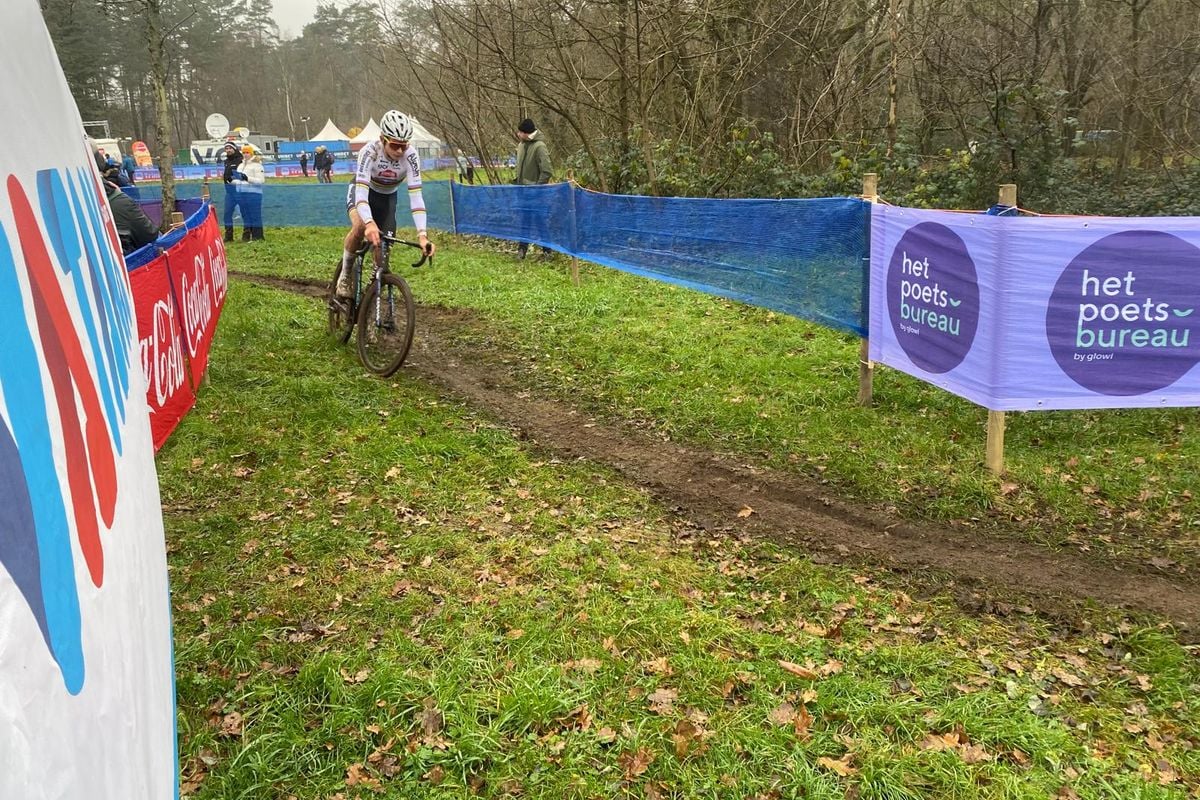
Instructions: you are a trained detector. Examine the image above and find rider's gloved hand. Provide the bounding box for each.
[418,231,435,258]
[365,220,381,247]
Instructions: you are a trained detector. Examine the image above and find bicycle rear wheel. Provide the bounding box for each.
[356,273,415,376]
[327,261,355,344]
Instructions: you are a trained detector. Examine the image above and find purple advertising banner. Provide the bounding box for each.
[869,205,1200,411]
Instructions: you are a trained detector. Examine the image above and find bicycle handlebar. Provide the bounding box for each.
[380,232,434,268]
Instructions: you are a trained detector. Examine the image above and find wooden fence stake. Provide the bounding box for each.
[986,410,1006,474]
[858,173,879,406]
[985,183,1016,475]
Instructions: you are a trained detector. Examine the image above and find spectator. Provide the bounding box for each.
[455,148,474,184]
[299,149,309,177]
[91,141,138,198]
[103,179,158,254]
[513,117,553,260]
[219,141,243,242]
[233,144,266,241]
[122,151,137,184]
[313,145,327,182]
[321,146,336,183]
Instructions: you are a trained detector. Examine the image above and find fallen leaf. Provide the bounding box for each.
[737,506,755,518]
[1155,759,1180,784]
[647,687,678,714]
[506,628,525,640]
[919,732,961,752]
[778,660,818,680]
[618,748,655,779]
[793,704,813,738]
[819,659,844,677]
[346,763,380,789]
[642,657,673,676]
[768,702,796,726]
[959,743,993,764]
[817,754,856,776]
[421,697,444,738]
[219,712,243,737]
[562,703,592,731]
[673,718,701,758]
[1052,668,1085,687]
[596,726,617,744]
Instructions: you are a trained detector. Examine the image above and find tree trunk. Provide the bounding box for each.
[144,0,175,229]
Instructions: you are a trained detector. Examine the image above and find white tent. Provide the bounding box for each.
[313,118,349,141]
[409,117,443,160]
[350,118,381,144]
[350,115,443,160]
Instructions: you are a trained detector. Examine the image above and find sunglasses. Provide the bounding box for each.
[383,136,409,148]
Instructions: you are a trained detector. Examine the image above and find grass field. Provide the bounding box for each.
[224,228,1200,569]
[162,229,1200,798]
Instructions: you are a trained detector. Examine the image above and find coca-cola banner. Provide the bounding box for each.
[128,203,227,450]
[130,253,195,449]
[165,207,228,385]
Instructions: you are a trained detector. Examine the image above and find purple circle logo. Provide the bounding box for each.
[1047,230,1200,395]
[886,222,980,373]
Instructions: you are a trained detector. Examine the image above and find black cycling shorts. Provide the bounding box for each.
[345,184,398,234]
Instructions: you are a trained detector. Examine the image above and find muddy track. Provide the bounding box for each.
[235,271,1200,632]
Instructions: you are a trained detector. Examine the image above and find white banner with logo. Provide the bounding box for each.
[0,2,176,797]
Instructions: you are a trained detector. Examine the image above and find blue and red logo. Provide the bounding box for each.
[0,165,134,694]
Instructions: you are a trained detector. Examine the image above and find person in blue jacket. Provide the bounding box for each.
[121,152,137,184]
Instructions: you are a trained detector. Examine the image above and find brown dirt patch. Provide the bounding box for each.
[234,272,1200,633]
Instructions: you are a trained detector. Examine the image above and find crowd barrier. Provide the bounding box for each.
[129,156,449,182]
[124,178,1200,426]
[129,180,456,233]
[453,183,870,335]
[125,201,227,449]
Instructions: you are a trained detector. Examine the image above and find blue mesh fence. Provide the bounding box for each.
[126,180,455,232]
[452,183,870,336]
[124,179,870,336]
[452,183,579,252]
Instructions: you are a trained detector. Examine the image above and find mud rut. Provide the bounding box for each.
[237,273,1200,634]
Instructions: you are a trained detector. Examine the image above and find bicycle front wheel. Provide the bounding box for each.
[327,261,355,344]
[356,273,415,376]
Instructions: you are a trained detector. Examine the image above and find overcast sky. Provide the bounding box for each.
[270,0,324,39]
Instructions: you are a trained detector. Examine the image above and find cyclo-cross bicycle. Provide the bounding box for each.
[327,232,432,377]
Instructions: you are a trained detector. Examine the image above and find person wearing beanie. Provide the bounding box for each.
[513,117,553,260]
[220,141,244,242]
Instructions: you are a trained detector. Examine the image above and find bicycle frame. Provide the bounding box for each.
[329,232,431,374]
[351,233,431,301]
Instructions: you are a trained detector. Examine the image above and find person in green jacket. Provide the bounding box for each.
[513,117,553,260]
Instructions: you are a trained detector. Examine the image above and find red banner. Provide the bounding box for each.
[165,208,228,385]
[131,256,194,450]
[130,206,227,450]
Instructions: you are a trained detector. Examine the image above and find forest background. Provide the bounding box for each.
[42,0,1200,214]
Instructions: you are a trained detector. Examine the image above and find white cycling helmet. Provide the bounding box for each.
[380,110,413,141]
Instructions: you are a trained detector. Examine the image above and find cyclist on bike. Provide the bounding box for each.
[337,110,435,297]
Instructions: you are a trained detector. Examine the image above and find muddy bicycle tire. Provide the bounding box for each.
[327,261,356,344]
[356,273,415,376]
